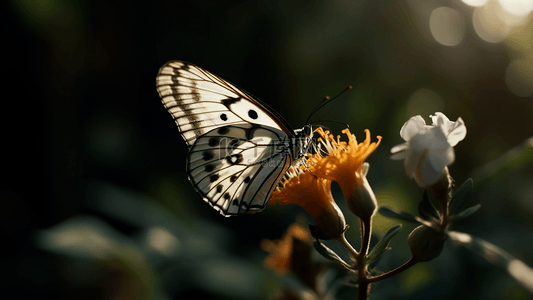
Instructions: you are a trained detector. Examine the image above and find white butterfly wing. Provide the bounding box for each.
[156,61,294,146]
[187,124,291,215]
[156,61,299,216]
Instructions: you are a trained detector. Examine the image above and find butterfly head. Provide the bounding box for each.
[291,125,313,160]
[303,124,313,138]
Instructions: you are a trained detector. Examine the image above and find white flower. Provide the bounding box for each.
[391,112,467,187]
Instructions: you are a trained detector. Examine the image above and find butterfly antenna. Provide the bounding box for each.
[311,120,350,129]
[305,86,352,124]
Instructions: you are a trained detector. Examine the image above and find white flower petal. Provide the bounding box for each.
[429,127,450,150]
[404,149,424,179]
[409,132,432,153]
[430,112,450,129]
[427,147,452,173]
[394,112,466,187]
[447,117,467,147]
[391,143,408,153]
[390,151,407,160]
[400,115,427,141]
[445,147,455,165]
[418,155,445,186]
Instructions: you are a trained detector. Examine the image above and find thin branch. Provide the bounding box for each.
[337,233,359,260]
[367,257,418,283]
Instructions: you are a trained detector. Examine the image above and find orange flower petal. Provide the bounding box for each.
[310,128,381,202]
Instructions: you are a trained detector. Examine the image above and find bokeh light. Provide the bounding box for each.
[462,0,490,7]
[498,0,533,16]
[505,59,533,97]
[429,7,466,46]
[472,0,531,43]
[147,227,180,256]
[473,2,511,43]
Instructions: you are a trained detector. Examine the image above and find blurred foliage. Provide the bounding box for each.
[5,0,533,299]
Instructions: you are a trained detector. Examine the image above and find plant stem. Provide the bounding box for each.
[337,233,359,259]
[360,219,372,256]
[366,257,418,283]
[356,218,373,299]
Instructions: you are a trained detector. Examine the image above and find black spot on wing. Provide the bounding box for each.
[203,151,214,161]
[218,127,230,135]
[226,154,243,165]
[210,174,219,182]
[245,124,262,140]
[230,174,238,182]
[229,138,239,147]
[221,98,240,107]
[220,113,228,121]
[248,110,258,119]
[208,137,219,146]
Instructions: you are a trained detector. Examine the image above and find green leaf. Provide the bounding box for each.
[419,190,441,222]
[378,206,419,223]
[448,231,533,294]
[450,178,473,215]
[450,204,481,222]
[366,224,402,266]
[313,240,352,269]
[471,136,533,187]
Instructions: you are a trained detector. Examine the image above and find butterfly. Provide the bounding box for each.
[156,61,313,216]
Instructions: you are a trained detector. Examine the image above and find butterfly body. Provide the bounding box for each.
[156,61,312,216]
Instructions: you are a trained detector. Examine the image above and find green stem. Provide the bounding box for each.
[356,218,372,299]
[337,233,359,260]
[360,219,372,256]
[366,257,418,283]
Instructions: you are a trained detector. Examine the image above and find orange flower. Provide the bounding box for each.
[270,166,346,240]
[269,127,381,234]
[310,128,381,219]
[260,222,312,275]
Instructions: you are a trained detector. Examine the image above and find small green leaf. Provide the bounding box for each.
[450,178,473,215]
[419,190,441,222]
[450,204,481,222]
[366,224,402,266]
[378,206,419,223]
[313,241,352,269]
[448,231,533,294]
[414,216,438,228]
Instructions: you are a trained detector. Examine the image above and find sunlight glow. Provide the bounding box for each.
[473,3,510,43]
[508,259,533,293]
[147,226,180,256]
[462,0,490,7]
[473,0,531,43]
[499,0,533,16]
[429,7,466,46]
[505,59,533,97]
[448,231,472,243]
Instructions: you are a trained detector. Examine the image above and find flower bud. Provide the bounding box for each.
[408,225,447,262]
[270,170,347,240]
[346,163,377,222]
[308,201,347,240]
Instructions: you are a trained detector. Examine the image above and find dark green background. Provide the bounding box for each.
[5,1,533,299]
